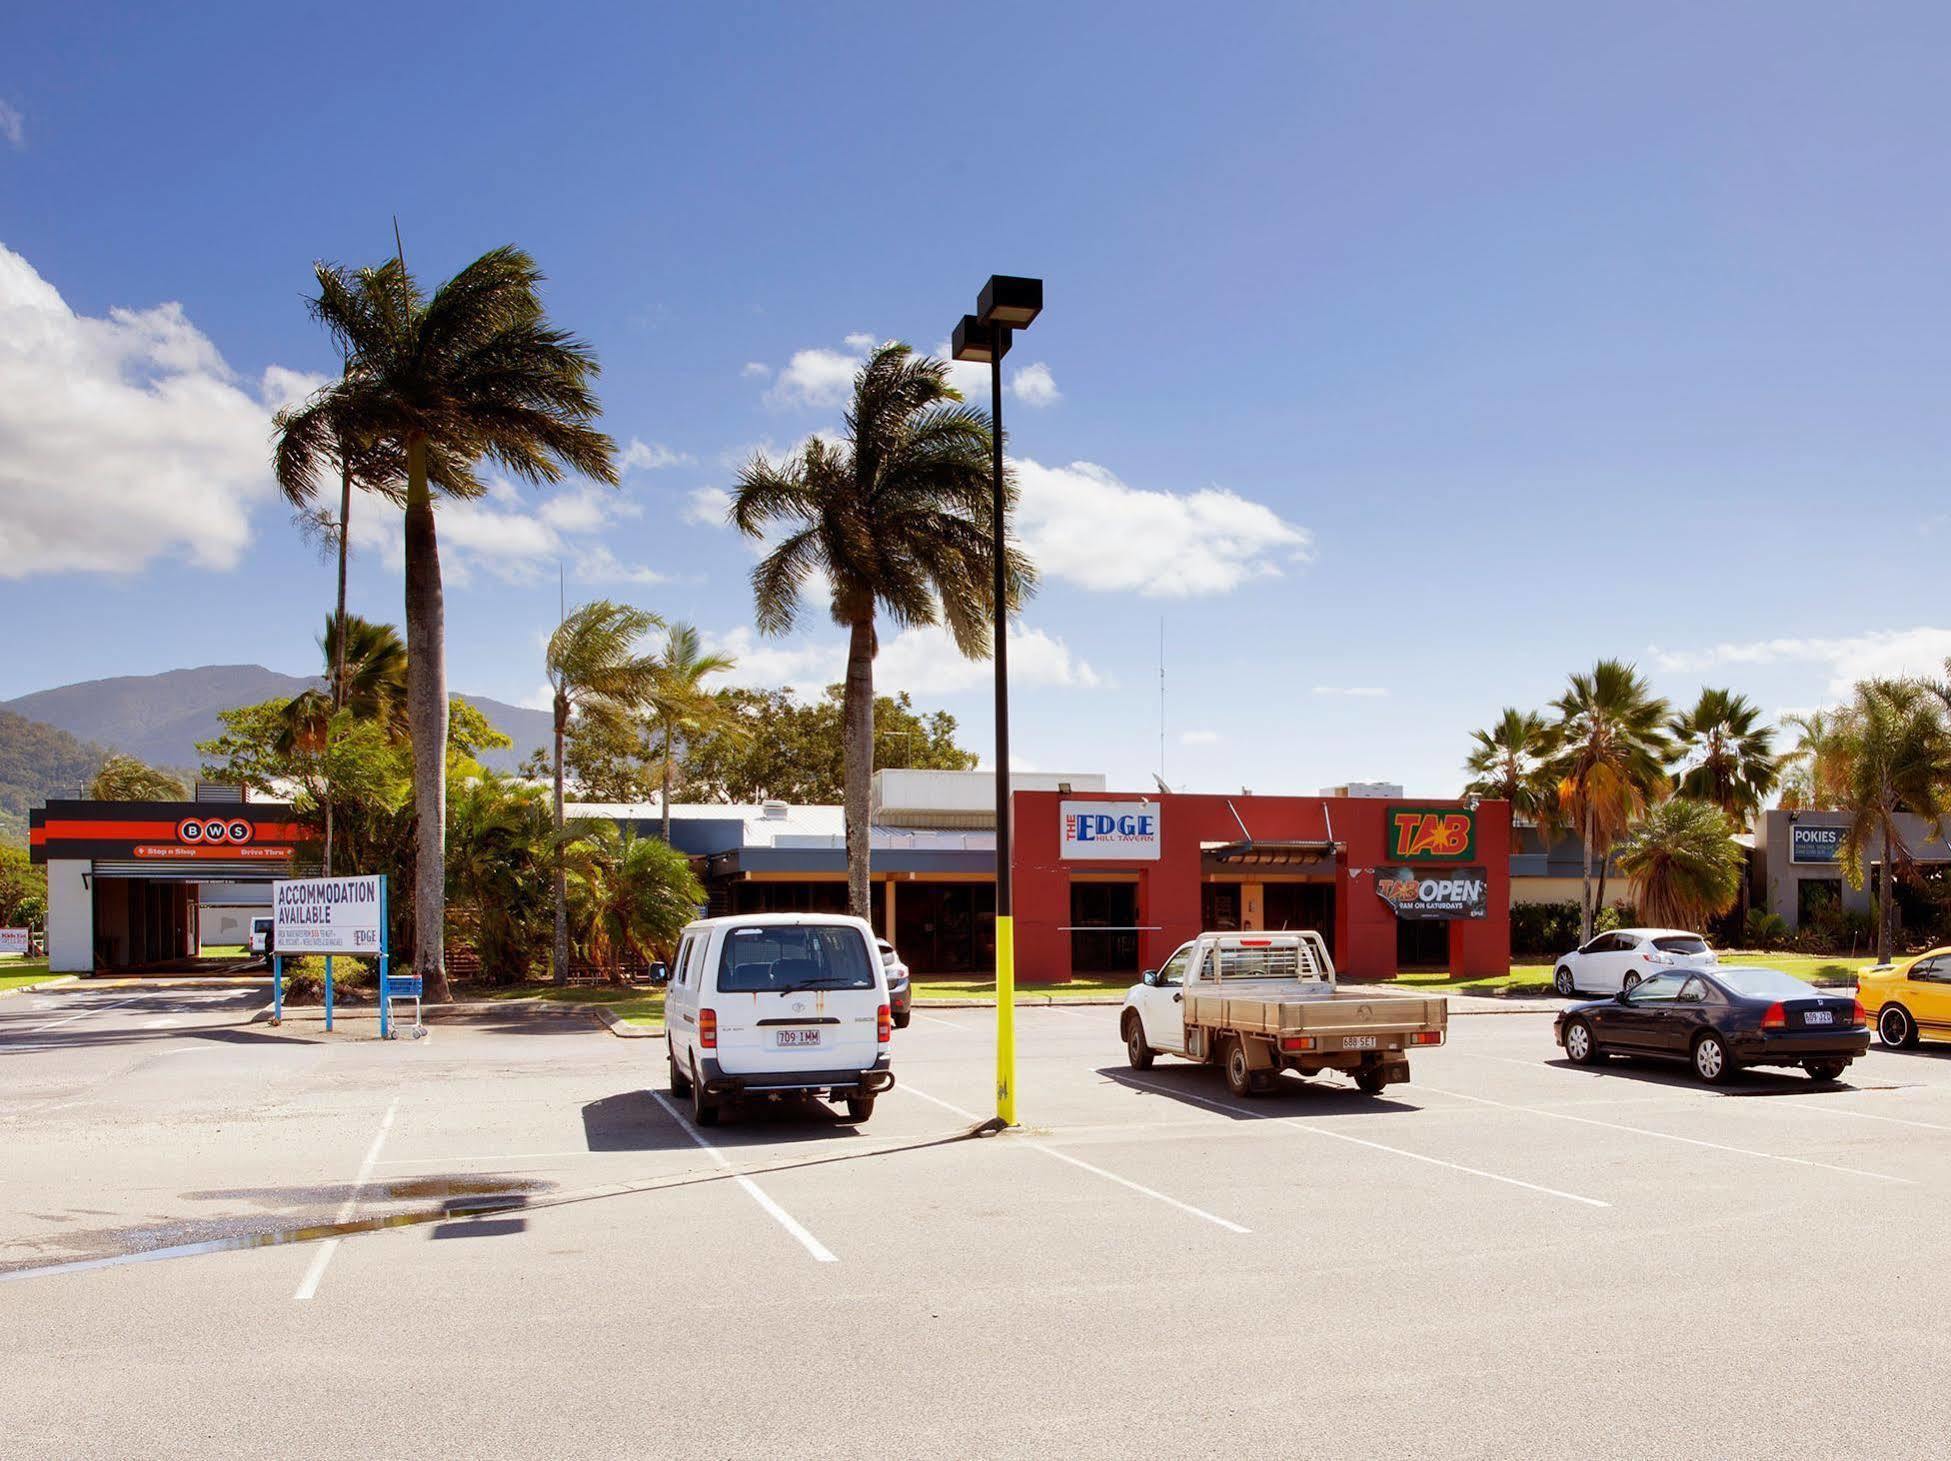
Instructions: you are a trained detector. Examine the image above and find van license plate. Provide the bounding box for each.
[1342,1035,1378,1050]
[1804,1010,1834,1025]
[774,1028,822,1048]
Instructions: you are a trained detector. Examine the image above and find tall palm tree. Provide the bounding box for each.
[1832,679,1951,964]
[1462,708,1556,827]
[1780,710,1848,812]
[546,601,663,984]
[279,615,411,755]
[730,342,1033,919]
[1546,659,1676,943]
[1614,798,1745,930]
[1668,688,1780,823]
[647,622,741,844]
[272,245,616,1001]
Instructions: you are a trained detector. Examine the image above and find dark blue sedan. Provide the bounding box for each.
[1553,966,1869,1084]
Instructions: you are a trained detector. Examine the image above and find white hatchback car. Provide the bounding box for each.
[665,913,895,1126]
[1552,927,1718,997]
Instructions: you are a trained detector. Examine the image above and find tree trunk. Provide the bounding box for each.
[324,386,352,880]
[1594,856,1610,924]
[841,618,875,921]
[553,690,569,985]
[1579,799,1595,944]
[402,437,451,1003]
[1875,816,1891,966]
[661,715,674,846]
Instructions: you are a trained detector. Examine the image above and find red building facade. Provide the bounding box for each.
[1012,790,1511,983]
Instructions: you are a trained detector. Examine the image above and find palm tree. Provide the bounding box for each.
[1614,798,1745,930]
[647,622,741,844]
[272,245,616,1001]
[86,754,187,801]
[1463,709,1556,827]
[1780,710,1848,811]
[1546,659,1676,943]
[1668,688,1780,823]
[1832,679,1951,964]
[545,601,663,984]
[563,821,705,980]
[279,615,411,754]
[447,772,554,982]
[730,342,1033,919]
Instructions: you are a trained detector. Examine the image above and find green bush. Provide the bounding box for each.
[1744,909,1791,951]
[279,954,379,1004]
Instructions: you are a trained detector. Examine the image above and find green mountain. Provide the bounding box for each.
[0,709,106,844]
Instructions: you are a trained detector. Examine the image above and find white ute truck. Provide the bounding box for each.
[1120,932,1448,1096]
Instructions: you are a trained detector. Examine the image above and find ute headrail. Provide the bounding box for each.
[1208,932,1335,982]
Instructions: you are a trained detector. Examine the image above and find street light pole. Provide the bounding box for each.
[952,275,1042,1127]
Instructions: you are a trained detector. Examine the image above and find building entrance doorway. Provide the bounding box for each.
[894,881,995,974]
[1265,882,1335,951]
[93,876,198,970]
[1070,881,1140,974]
[1395,916,1451,972]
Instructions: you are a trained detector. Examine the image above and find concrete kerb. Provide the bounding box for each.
[0,974,80,999]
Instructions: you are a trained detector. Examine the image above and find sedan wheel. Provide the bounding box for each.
[1693,1033,1732,1085]
[1564,1019,1599,1065]
[1621,972,1641,995]
[1555,966,1576,997]
[1879,1004,1918,1050]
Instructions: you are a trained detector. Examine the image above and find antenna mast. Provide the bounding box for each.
[1158,617,1166,789]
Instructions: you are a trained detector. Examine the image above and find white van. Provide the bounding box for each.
[665,913,895,1126]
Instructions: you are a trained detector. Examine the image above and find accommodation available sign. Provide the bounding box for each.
[273,875,385,955]
[1384,805,1477,862]
[1060,800,1162,861]
[1376,866,1489,920]
[1790,824,1843,864]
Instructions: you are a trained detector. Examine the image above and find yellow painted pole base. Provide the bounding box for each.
[995,914,1016,1126]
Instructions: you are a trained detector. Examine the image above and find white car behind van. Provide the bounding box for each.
[665,913,895,1126]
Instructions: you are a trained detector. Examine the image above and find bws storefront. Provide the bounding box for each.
[1011,791,1510,982]
[29,797,309,973]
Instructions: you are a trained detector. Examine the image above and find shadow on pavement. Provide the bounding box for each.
[1537,1055,1899,1096]
[1095,1064,1423,1118]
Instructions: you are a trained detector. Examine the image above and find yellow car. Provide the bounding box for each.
[1857,947,1951,1049]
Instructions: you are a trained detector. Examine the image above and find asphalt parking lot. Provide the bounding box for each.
[5,981,1951,1460]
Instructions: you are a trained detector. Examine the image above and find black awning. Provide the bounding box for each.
[1201,839,1339,869]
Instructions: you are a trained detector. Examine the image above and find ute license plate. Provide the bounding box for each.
[1804,1010,1834,1025]
[774,1028,822,1048]
[1341,1035,1379,1050]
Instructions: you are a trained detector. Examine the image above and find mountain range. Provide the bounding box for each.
[1,665,553,780]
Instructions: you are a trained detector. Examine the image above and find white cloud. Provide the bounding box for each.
[519,682,555,712]
[766,336,872,409]
[740,361,771,379]
[539,485,640,534]
[572,544,666,586]
[930,338,992,403]
[1180,729,1221,745]
[348,477,657,587]
[1009,361,1060,407]
[619,438,692,472]
[683,486,733,527]
[1312,686,1389,698]
[701,621,1098,698]
[0,243,325,578]
[0,101,21,150]
[1652,626,1951,701]
[1012,457,1313,596]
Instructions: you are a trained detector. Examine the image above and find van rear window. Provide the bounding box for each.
[717,926,876,993]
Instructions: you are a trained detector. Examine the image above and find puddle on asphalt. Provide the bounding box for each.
[182,1177,553,1207]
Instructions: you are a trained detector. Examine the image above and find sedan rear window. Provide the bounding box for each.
[1652,936,1711,956]
[717,925,876,993]
[1715,968,1817,998]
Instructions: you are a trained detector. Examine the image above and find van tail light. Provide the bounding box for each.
[877,1004,891,1043]
[1852,1000,1868,1027]
[1761,1002,1786,1030]
[700,1009,717,1049]
[1279,1035,1315,1053]
[1409,1030,1443,1046]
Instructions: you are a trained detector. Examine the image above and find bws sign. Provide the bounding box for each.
[1790,824,1843,864]
[1385,805,1477,862]
[1376,866,1489,920]
[1060,800,1162,861]
[274,875,385,955]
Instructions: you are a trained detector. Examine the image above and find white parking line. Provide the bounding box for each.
[648,1091,836,1263]
[900,1083,1251,1233]
[1762,1100,1951,1135]
[1116,1074,1612,1209]
[21,996,147,1034]
[293,1098,399,1301]
[1416,1083,1918,1185]
[908,1012,963,1029]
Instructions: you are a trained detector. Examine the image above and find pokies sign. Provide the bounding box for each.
[1384,805,1477,862]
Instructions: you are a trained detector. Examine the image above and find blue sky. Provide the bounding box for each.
[4,2,1950,796]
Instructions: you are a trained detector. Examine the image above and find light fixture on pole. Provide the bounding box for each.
[951,274,1042,1128]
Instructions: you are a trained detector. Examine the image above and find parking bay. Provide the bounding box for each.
[4,985,1950,1458]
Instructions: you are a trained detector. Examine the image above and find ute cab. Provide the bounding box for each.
[664,913,895,1126]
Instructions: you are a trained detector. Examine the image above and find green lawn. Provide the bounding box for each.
[0,958,56,992]
[913,974,1135,1002]
[200,944,248,957]
[472,982,666,1027]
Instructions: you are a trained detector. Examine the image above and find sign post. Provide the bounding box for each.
[273,874,394,1037]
